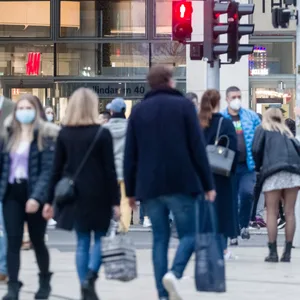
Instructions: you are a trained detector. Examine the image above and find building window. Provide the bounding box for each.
[151,42,186,77]
[56,43,149,76]
[155,0,172,37]
[249,42,296,76]
[59,0,146,38]
[0,1,51,38]
[0,44,54,76]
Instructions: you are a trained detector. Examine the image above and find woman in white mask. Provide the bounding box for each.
[0,94,60,300]
[45,106,55,123]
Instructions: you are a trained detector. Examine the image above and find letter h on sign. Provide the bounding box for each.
[26,52,41,75]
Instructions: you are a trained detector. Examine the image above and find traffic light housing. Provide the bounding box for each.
[203,0,255,64]
[227,2,255,63]
[172,1,193,42]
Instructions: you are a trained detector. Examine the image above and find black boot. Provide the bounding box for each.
[2,281,23,300]
[265,242,279,262]
[34,272,53,299]
[82,270,99,300]
[281,241,293,262]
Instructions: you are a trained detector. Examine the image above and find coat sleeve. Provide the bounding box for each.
[47,132,66,205]
[184,101,215,192]
[220,119,238,172]
[124,117,137,198]
[252,126,265,172]
[101,129,120,206]
[30,137,56,204]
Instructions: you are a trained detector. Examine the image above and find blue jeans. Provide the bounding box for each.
[144,194,197,298]
[0,202,7,275]
[75,230,106,284]
[236,164,256,229]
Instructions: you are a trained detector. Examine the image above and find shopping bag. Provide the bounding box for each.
[101,220,137,282]
[195,200,226,293]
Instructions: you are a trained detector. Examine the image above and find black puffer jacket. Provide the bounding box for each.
[252,125,300,195]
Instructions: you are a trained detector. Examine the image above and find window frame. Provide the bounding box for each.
[0,0,54,41]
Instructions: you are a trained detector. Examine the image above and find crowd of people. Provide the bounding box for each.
[0,64,299,300]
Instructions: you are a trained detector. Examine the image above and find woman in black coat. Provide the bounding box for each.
[46,88,120,300]
[199,89,239,257]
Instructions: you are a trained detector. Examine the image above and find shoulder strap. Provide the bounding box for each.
[73,126,104,180]
[214,117,223,145]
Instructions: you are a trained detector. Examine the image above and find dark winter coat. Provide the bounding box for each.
[252,126,300,197]
[124,88,214,200]
[48,125,119,232]
[0,117,60,204]
[203,113,239,238]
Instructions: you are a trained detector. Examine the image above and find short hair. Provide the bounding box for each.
[147,65,173,90]
[226,86,241,96]
[63,88,99,126]
[186,92,198,103]
[100,110,111,121]
[285,118,296,136]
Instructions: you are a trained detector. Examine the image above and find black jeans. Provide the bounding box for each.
[3,181,50,282]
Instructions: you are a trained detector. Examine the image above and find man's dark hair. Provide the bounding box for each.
[285,118,296,136]
[226,86,241,96]
[100,110,111,121]
[186,92,198,103]
[257,113,262,120]
[147,65,173,90]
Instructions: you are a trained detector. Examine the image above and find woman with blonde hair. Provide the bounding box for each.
[252,108,300,263]
[47,88,119,300]
[0,94,60,300]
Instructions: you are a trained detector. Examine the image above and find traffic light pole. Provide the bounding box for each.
[294,0,300,248]
[206,60,220,90]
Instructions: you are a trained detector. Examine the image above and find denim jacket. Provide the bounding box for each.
[222,108,261,171]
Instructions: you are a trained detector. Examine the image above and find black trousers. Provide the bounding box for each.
[3,181,50,282]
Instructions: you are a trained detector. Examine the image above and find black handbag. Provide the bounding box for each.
[54,126,104,206]
[195,199,226,293]
[206,117,235,177]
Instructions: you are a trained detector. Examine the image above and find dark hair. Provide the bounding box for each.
[147,65,173,90]
[257,113,262,120]
[100,110,111,121]
[226,86,241,97]
[199,89,221,128]
[285,118,296,136]
[186,92,198,103]
[31,96,47,121]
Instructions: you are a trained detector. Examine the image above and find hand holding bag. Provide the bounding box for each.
[195,199,226,293]
[206,117,235,177]
[102,220,137,282]
[54,126,103,206]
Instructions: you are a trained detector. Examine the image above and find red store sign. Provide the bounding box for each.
[26,52,41,75]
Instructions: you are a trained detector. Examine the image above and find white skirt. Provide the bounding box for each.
[262,171,300,192]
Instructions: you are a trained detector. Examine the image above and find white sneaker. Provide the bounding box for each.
[162,272,183,300]
[143,217,152,228]
[224,250,238,260]
[48,219,57,226]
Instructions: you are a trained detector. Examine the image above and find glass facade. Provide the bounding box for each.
[0,0,187,121]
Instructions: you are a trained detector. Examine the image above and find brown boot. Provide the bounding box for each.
[0,273,8,283]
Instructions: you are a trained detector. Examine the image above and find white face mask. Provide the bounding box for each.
[229,98,242,111]
[46,114,54,122]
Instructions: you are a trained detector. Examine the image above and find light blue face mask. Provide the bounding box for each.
[16,109,36,124]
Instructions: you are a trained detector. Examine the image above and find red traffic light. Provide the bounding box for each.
[173,1,193,20]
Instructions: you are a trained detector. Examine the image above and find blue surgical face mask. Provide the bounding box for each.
[16,109,36,124]
[46,114,54,122]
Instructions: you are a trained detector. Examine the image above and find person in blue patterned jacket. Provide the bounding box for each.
[222,86,261,243]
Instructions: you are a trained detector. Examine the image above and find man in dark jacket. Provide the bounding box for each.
[124,65,215,300]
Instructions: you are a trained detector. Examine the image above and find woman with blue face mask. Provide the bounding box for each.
[0,94,60,300]
[45,106,55,123]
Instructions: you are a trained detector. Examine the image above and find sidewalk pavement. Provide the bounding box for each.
[0,247,299,300]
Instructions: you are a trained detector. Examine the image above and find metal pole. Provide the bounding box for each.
[206,60,220,90]
[294,2,300,248]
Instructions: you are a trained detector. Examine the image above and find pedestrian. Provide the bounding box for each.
[45,106,55,123]
[222,86,261,243]
[0,94,60,300]
[98,110,111,125]
[104,98,131,232]
[124,65,216,300]
[199,89,239,259]
[47,88,120,300]
[252,108,300,262]
[186,92,199,111]
[0,89,14,284]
